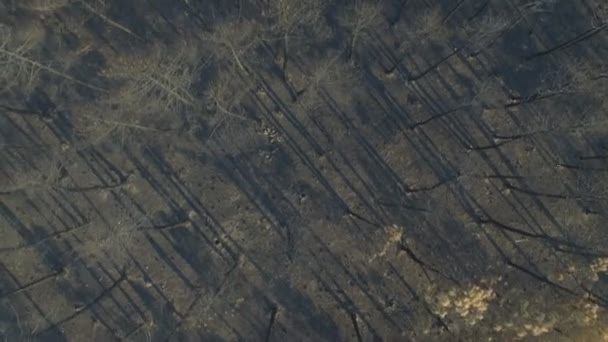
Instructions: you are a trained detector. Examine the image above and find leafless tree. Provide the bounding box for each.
[265,0,326,75]
[0,24,45,92]
[293,53,360,110]
[411,7,450,42]
[463,15,517,56]
[205,66,256,140]
[0,24,104,92]
[338,0,383,61]
[384,8,453,76]
[201,18,262,73]
[548,59,608,95]
[499,59,608,109]
[104,44,199,114]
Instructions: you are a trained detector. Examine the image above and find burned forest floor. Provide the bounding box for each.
[1,0,608,341]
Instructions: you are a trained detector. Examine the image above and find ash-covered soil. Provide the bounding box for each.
[1,0,608,341]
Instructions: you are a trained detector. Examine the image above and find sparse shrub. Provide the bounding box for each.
[428,280,497,326]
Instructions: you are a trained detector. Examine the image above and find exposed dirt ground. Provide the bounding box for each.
[1,0,608,341]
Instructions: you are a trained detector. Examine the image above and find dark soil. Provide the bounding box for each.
[1,0,608,341]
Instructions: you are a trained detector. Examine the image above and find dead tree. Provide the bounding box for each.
[384,8,451,76]
[0,24,104,92]
[201,18,262,73]
[298,54,359,103]
[338,0,383,62]
[265,0,326,76]
[463,14,519,57]
[205,66,257,140]
[111,49,198,112]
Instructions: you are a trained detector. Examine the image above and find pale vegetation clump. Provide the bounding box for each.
[590,257,608,281]
[559,256,608,284]
[492,299,605,340]
[487,255,608,340]
[492,305,557,339]
[368,224,403,263]
[428,280,497,326]
[506,319,555,338]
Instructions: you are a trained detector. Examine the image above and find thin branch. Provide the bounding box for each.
[145,75,194,106]
[0,47,106,91]
[80,1,145,41]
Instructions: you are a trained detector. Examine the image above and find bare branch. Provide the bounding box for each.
[104,46,199,113]
[201,18,262,73]
[338,0,383,59]
[0,25,106,92]
[79,0,145,41]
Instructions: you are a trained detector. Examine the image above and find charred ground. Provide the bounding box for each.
[1,0,608,341]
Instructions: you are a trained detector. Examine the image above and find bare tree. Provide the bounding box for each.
[205,66,256,140]
[104,44,199,113]
[500,59,608,109]
[0,25,43,92]
[463,15,517,56]
[62,45,201,145]
[72,107,176,147]
[201,18,262,73]
[411,7,450,42]
[384,8,453,76]
[523,1,606,61]
[338,0,383,61]
[0,24,105,92]
[292,53,360,110]
[265,0,326,76]
[548,59,608,95]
